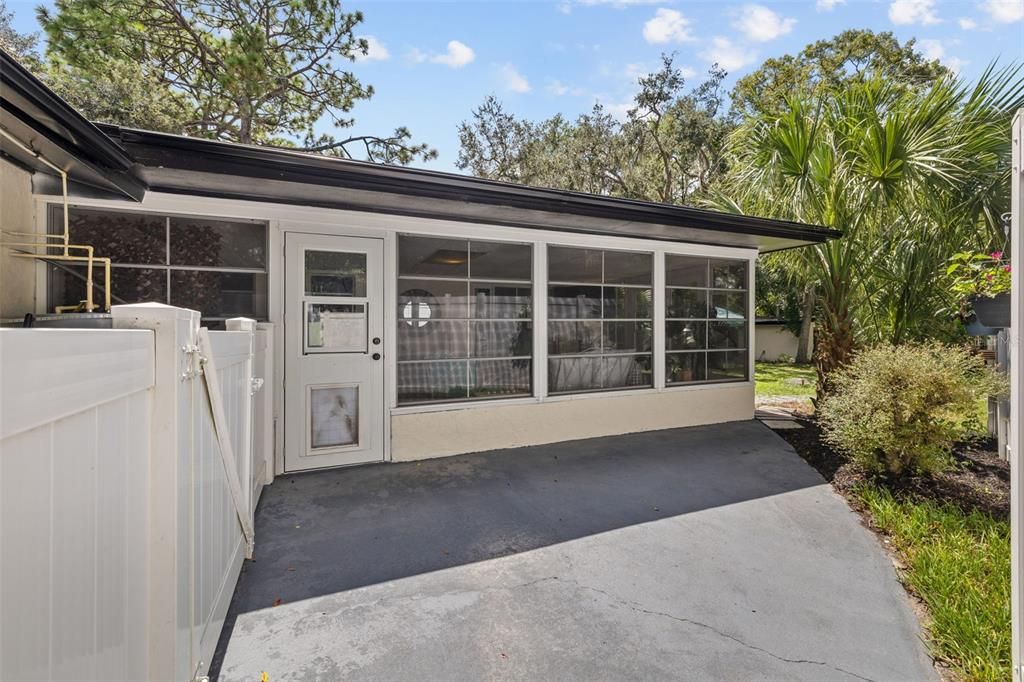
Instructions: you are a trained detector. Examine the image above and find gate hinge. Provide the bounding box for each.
[251,377,265,395]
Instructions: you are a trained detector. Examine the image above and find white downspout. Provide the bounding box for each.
[1010,108,1022,679]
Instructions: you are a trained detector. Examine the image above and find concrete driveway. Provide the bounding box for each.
[213,421,934,681]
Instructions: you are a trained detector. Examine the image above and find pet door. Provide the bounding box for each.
[309,384,360,450]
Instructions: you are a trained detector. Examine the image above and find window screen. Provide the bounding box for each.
[46,206,268,324]
[396,235,533,405]
[665,255,749,385]
[547,246,653,394]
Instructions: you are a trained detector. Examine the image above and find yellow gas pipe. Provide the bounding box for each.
[0,126,112,312]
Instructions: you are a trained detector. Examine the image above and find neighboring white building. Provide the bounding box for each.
[1,52,838,472]
[755,319,811,363]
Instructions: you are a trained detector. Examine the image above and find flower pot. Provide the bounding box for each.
[970,293,1011,329]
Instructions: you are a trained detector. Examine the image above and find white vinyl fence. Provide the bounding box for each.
[0,303,271,682]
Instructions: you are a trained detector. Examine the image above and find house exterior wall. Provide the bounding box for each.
[30,191,759,466]
[0,159,37,317]
[755,323,807,362]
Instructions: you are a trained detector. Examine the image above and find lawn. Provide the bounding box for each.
[754,361,816,398]
[858,486,1009,681]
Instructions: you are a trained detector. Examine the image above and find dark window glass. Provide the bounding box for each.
[666,288,707,318]
[604,250,653,284]
[548,321,601,355]
[62,207,166,265]
[396,319,468,360]
[398,235,469,278]
[470,283,531,319]
[604,287,651,319]
[470,242,531,280]
[548,285,601,319]
[711,292,746,319]
[603,321,652,353]
[666,352,706,383]
[470,359,531,398]
[396,236,533,404]
[397,361,469,403]
[712,260,747,289]
[47,206,268,321]
[665,256,708,288]
[471,321,532,358]
[398,280,469,319]
[304,250,366,297]
[666,255,748,385]
[708,351,748,381]
[170,217,265,268]
[548,246,603,283]
[666,321,706,350]
[709,321,746,349]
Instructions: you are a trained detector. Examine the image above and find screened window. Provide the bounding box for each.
[396,235,532,405]
[547,246,653,394]
[665,255,748,385]
[46,206,268,323]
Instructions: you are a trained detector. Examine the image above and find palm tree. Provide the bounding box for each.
[713,66,1024,399]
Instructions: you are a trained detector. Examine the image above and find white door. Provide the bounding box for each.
[285,232,385,470]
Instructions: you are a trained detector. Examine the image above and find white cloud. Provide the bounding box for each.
[353,36,390,62]
[917,38,944,60]
[958,16,977,29]
[733,5,796,42]
[643,8,694,44]
[700,36,757,72]
[816,0,846,11]
[412,40,476,68]
[599,97,634,122]
[980,0,1024,23]
[499,64,531,93]
[888,0,940,25]
[916,39,967,73]
[546,79,586,96]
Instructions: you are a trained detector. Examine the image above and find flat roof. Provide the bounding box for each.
[95,125,839,253]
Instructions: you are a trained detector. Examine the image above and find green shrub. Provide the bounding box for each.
[818,343,1005,478]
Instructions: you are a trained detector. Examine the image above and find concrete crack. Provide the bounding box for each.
[529,576,876,682]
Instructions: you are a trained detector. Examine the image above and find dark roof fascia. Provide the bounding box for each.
[102,125,842,248]
[0,51,146,200]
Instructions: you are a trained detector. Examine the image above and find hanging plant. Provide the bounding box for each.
[947,251,1011,329]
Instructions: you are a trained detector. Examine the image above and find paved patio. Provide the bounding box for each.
[212,421,935,681]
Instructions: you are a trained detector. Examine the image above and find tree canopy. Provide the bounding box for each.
[457,55,731,205]
[731,29,949,117]
[20,0,434,163]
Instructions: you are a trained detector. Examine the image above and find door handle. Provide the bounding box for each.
[372,352,381,360]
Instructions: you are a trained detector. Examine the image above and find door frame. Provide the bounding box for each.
[282,228,390,471]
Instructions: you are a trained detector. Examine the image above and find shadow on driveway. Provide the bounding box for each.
[212,420,934,681]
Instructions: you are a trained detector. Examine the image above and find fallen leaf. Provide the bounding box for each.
[272,598,282,607]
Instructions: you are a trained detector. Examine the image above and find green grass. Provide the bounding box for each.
[858,486,1010,681]
[754,361,817,398]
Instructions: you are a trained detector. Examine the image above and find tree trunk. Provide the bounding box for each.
[815,303,855,403]
[796,285,814,364]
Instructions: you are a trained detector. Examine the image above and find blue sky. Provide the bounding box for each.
[7,0,1024,172]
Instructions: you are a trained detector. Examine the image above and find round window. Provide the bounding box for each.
[400,289,435,328]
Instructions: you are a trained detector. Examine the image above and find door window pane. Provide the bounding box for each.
[305,250,367,297]
[310,386,359,449]
[170,217,266,268]
[306,303,366,352]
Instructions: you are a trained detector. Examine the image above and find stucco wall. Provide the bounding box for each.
[755,323,805,362]
[390,383,755,461]
[0,160,37,317]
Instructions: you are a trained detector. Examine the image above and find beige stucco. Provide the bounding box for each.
[755,323,807,362]
[0,160,37,317]
[390,383,755,461]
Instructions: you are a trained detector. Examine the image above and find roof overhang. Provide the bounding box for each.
[0,51,146,201]
[98,125,840,253]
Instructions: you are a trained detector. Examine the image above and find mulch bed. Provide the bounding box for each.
[775,418,1009,521]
